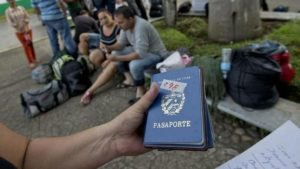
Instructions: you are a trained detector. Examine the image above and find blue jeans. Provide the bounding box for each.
[93,0,115,14]
[114,47,162,86]
[44,18,77,57]
[87,33,101,49]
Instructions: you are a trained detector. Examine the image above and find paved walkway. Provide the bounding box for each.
[0,38,263,169]
[0,14,48,53]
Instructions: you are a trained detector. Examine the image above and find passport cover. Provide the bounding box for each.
[144,66,214,150]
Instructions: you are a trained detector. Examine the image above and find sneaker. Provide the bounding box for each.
[80,91,93,105]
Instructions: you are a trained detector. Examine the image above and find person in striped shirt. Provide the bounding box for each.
[32,0,77,58]
[5,0,37,69]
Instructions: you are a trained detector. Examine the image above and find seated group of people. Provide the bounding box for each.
[77,6,168,106]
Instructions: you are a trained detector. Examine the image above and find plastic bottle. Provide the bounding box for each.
[220,48,232,79]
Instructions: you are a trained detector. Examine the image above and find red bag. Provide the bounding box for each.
[271,51,296,85]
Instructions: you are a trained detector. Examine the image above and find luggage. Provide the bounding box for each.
[31,64,53,84]
[52,54,74,80]
[227,47,281,109]
[61,60,91,96]
[20,80,69,118]
[249,41,296,86]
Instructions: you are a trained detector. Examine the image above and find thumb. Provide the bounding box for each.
[131,83,159,114]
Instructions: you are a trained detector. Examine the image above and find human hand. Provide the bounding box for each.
[100,43,107,53]
[109,83,159,156]
[106,54,116,61]
[101,59,110,68]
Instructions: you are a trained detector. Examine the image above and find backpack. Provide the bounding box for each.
[31,64,53,84]
[20,80,69,118]
[227,47,281,109]
[61,60,91,97]
[249,41,296,86]
[52,54,75,80]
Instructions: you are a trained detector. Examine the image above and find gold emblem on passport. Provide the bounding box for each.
[161,92,185,116]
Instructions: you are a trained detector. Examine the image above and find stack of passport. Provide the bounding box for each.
[144,66,214,150]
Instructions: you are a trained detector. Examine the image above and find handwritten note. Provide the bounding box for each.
[217,121,300,169]
[160,79,187,93]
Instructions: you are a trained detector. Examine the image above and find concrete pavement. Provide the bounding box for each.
[0,38,263,169]
[0,20,265,169]
[0,14,48,53]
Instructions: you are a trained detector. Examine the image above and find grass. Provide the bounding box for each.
[155,17,300,103]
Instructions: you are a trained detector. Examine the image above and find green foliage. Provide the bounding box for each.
[177,17,208,39]
[157,27,193,51]
[196,56,226,111]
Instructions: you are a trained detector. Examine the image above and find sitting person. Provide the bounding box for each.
[78,32,101,56]
[80,8,121,105]
[105,6,168,104]
[73,10,99,45]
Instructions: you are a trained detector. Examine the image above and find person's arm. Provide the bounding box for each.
[57,0,67,17]
[5,10,17,28]
[105,42,123,52]
[21,6,30,24]
[105,30,127,52]
[21,7,30,32]
[107,52,140,62]
[0,124,29,169]
[23,83,159,169]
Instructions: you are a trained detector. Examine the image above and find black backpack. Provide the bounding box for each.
[61,60,91,97]
[227,47,281,109]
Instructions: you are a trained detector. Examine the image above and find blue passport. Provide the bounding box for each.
[144,66,214,150]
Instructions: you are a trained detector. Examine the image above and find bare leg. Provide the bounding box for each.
[87,62,117,94]
[123,72,134,85]
[89,49,105,67]
[78,33,89,55]
[80,62,118,105]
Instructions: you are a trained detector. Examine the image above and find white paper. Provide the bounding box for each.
[217,121,300,169]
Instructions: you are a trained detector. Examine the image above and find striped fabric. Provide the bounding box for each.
[5,6,29,32]
[100,25,121,46]
[31,0,64,21]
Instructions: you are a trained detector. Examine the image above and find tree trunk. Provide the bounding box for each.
[208,0,262,42]
[163,0,177,27]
